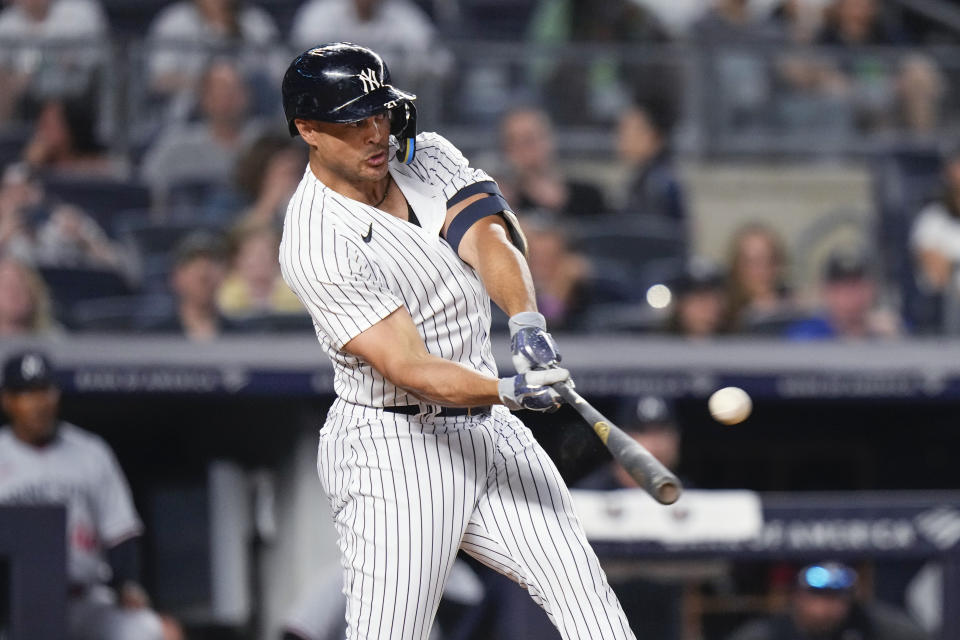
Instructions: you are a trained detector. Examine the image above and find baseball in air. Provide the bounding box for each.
[708,387,752,425]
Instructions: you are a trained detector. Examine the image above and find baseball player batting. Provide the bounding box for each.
[279,43,636,639]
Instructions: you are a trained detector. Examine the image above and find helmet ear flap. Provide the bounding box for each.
[390,101,417,164]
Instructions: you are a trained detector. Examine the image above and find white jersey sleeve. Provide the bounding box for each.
[281,187,405,350]
[410,132,495,205]
[91,437,143,546]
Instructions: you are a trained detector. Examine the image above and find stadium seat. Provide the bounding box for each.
[166,178,222,214]
[41,176,152,237]
[38,266,133,323]
[230,312,314,334]
[0,127,30,172]
[99,0,170,36]
[580,302,665,334]
[68,294,173,332]
[571,215,688,281]
[121,219,225,292]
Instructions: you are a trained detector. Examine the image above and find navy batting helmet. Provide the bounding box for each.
[282,42,418,164]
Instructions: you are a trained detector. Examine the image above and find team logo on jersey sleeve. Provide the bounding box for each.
[358,68,382,94]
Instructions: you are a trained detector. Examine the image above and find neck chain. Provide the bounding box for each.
[372,174,392,208]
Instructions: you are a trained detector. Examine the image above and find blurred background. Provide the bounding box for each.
[1,0,960,638]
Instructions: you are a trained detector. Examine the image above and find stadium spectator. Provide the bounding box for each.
[141,60,263,201]
[910,146,960,299]
[0,163,42,261]
[724,223,793,332]
[527,0,671,123]
[727,561,929,640]
[498,106,606,218]
[289,0,449,86]
[691,0,781,44]
[522,214,591,330]
[665,257,728,338]
[805,0,943,135]
[767,0,825,45]
[690,0,780,135]
[0,350,164,640]
[816,0,901,46]
[21,97,126,178]
[617,99,686,224]
[217,223,301,318]
[146,0,279,98]
[895,55,944,136]
[785,246,902,340]
[0,163,125,271]
[146,231,236,340]
[0,0,108,122]
[0,255,57,336]
[204,133,307,227]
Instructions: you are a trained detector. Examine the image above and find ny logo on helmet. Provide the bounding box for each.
[358,68,382,94]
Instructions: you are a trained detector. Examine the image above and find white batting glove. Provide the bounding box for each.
[498,367,570,412]
[508,311,561,374]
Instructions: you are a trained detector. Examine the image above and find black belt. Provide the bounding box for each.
[381,405,490,417]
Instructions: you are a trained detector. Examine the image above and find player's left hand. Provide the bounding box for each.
[508,311,561,373]
[498,367,569,412]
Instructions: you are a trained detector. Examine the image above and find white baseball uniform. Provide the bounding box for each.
[279,132,635,640]
[0,423,162,640]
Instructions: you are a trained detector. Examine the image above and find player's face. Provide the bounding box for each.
[299,113,392,184]
[2,387,60,446]
[793,590,851,634]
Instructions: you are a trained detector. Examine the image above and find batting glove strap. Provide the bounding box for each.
[498,368,570,412]
[508,311,547,336]
[511,326,561,374]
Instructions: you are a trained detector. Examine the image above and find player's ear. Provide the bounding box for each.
[294,119,322,144]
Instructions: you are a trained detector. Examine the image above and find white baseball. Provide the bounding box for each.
[708,386,752,425]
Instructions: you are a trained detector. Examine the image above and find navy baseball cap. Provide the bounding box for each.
[797,562,857,593]
[1,351,56,392]
[823,247,871,283]
[673,257,724,295]
[618,395,677,433]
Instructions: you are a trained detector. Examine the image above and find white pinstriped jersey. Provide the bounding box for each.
[279,132,498,408]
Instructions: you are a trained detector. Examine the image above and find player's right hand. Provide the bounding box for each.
[498,368,569,412]
[508,311,561,373]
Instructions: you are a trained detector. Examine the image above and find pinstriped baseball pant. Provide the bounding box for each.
[318,403,636,640]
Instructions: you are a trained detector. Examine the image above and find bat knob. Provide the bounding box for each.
[656,481,682,505]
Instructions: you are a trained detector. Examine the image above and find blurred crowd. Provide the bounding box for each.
[0,0,958,341]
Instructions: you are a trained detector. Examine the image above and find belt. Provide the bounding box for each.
[381,405,491,417]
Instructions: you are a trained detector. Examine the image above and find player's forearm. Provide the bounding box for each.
[472,228,537,317]
[387,353,502,407]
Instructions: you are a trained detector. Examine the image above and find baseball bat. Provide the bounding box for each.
[552,383,682,505]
